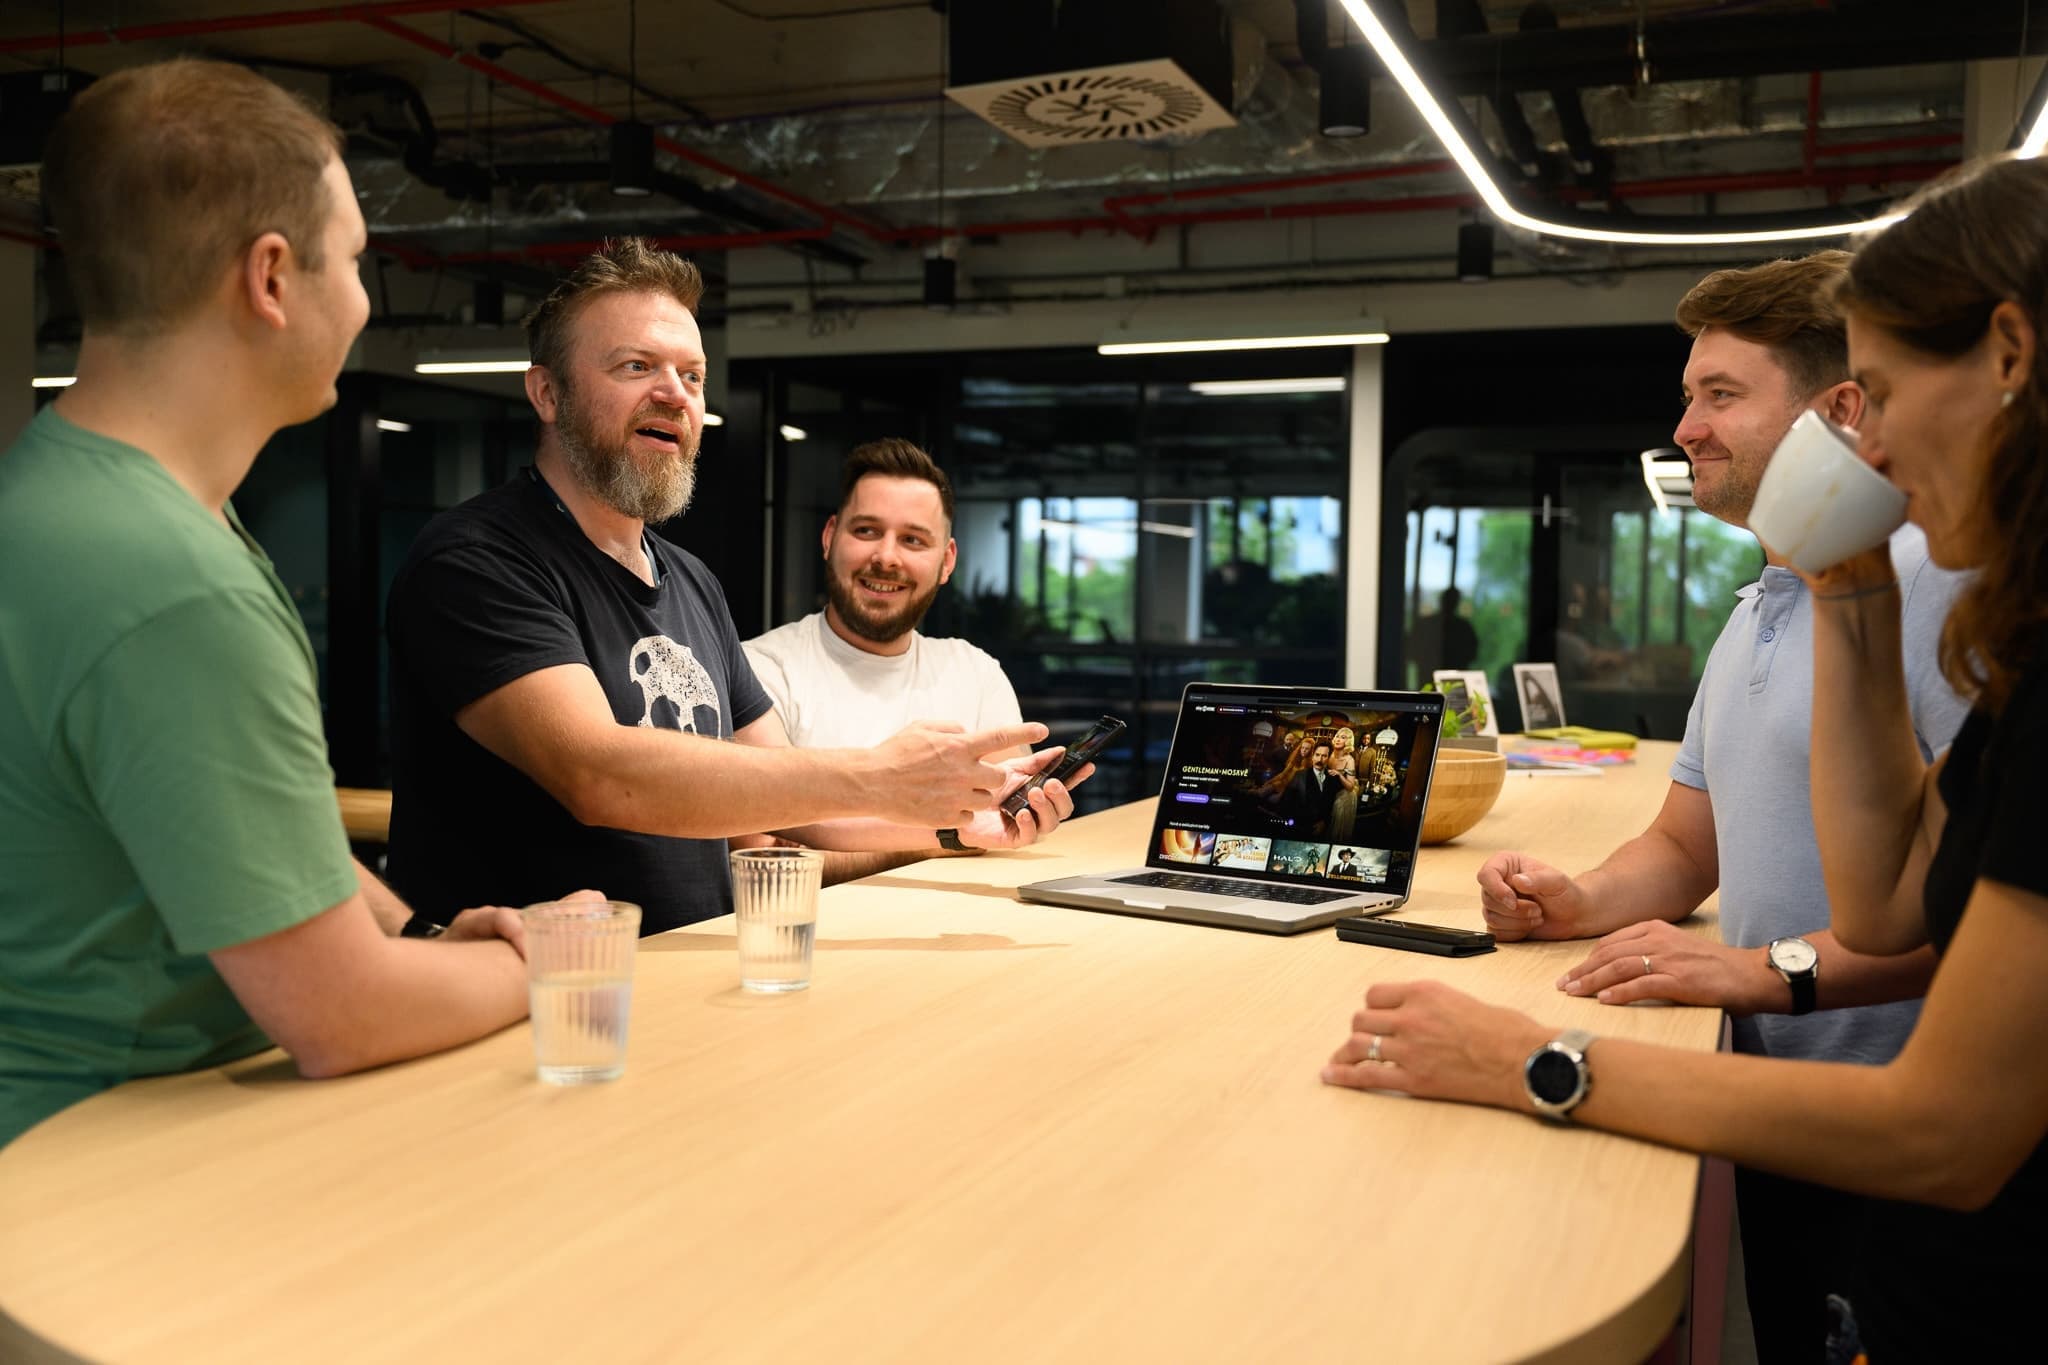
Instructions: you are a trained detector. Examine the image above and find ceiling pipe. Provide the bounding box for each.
[358,15,888,247]
[1436,0,1543,179]
[0,0,560,54]
[0,1,880,258]
[1517,3,1607,186]
[1398,0,2048,97]
[412,155,1945,260]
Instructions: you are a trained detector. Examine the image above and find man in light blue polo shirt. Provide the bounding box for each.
[1473,251,1969,1364]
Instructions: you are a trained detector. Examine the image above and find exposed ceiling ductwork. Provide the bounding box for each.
[2,0,2042,319]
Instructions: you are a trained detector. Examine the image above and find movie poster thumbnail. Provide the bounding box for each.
[1158,828,1216,864]
[1327,845,1393,884]
[1212,834,1273,870]
[1270,840,1331,877]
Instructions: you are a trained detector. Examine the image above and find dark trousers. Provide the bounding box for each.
[1734,1164,1868,1365]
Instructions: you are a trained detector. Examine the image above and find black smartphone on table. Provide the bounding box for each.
[1001,715,1125,817]
[1335,915,1497,957]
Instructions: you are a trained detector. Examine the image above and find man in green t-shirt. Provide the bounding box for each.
[0,60,536,1148]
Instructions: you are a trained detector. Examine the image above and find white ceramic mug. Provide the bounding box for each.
[1748,409,1907,573]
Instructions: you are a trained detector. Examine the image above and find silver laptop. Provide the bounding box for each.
[1019,683,1447,934]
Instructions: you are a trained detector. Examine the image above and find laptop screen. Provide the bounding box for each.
[1145,685,1446,896]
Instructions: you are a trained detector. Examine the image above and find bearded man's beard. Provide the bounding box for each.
[554,381,698,523]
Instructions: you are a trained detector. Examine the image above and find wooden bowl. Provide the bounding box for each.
[1420,749,1507,845]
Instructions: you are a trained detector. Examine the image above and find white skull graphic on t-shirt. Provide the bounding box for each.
[627,634,722,733]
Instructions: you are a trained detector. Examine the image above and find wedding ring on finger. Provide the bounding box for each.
[1641,955,1653,978]
[1366,1033,1384,1064]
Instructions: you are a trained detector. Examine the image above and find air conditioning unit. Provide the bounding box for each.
[946,1,1237,148]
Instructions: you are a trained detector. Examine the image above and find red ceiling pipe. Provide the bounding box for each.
[1575,158,1954,201]
[410,154,1953,260]
[358,15,891,245]
[1104,158,1458,215]
[0,0,559,55]
[0,3,885,250]
[366,235,446,271]
[1812,131,1962,158]
[701,156,1954,254]
[441,226,833,264]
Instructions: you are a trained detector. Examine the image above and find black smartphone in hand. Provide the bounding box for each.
[1335,916,1497,957]
[1000,715,1125,817]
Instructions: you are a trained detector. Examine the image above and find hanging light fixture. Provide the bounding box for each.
[1456,220,1494,282]
[1320,42,1373,139]
[609,0,653,196]
[609,120,655,196]
[923,256,957,310]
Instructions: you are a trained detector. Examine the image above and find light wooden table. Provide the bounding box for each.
[335,786,393,844]
[0,745,1718,1364]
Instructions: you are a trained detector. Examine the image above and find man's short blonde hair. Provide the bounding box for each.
[523,238,706,379]
[41,58,345,335]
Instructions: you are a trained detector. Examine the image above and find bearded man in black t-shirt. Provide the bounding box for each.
[385,240,1083,935]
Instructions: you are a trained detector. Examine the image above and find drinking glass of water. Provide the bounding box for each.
[520,899,640,1084]
[730,848,822,992]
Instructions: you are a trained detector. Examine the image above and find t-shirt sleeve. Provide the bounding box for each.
[1976,665,2048,900]
[388,534,590,718]
[1671,663,1710,791]
[741,637,793,732]
[63,591,360,955]
[1897,555,1973,758]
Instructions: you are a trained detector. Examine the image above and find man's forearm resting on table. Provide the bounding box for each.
[355,857,413,935]
[210,894,529,1079]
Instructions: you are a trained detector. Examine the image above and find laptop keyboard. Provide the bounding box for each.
[1108,872,1353,906]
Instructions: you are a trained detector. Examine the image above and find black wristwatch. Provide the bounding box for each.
[935,827,968,852]
[399,913,447,940]
[1767,936,1819,1016]
[1523,1028,1596,1121]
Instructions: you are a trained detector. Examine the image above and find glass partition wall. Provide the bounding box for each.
[742,349,1351,814]
[1387,431,1760,739]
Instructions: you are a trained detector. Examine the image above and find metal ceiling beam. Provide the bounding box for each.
[1414,0,2048,97]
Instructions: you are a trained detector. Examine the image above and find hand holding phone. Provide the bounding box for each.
[1000,715,1124,818]
[1335,916,1497,957]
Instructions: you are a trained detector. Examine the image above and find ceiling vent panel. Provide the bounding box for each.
[946,1,1237,148]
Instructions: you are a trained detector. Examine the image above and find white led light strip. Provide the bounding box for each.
[1100,331,1389,355]
[1331,0,1958,247]
[2019,85,2048,157]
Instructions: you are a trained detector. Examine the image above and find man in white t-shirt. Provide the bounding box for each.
[746,440,1028,878]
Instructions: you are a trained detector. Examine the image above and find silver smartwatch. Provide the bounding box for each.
[1523,1028,1597,1121]
[1767,936,1819,1016]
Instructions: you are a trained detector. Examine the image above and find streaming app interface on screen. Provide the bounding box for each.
[1148,691,1442,895]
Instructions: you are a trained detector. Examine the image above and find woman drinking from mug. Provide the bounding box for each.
[1322,154,2048,1361]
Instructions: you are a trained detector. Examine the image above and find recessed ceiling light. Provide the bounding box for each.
[1100,327,1388,356]
[779,424,807,441]
[1188,377,1348,396]
[703,412,725,427]
[31,376,76,388]
[375,418,413,433]
[1641,449,1693,514]
[414,359,532,374]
